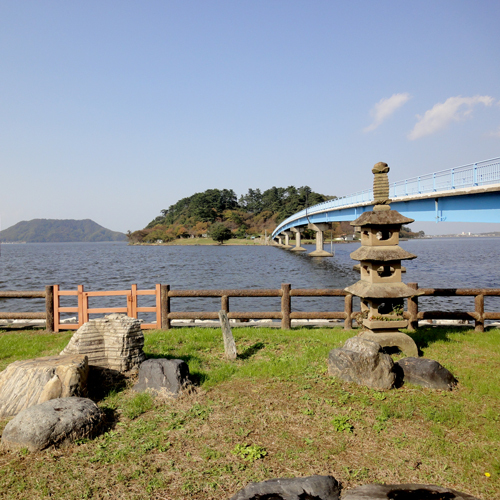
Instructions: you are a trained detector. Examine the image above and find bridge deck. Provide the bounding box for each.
[272,157,500,237]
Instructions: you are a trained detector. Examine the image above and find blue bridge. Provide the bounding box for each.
[271,157,500,251]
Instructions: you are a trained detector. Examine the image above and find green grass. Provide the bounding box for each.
[0,326,499,499]
[0,330,73,371]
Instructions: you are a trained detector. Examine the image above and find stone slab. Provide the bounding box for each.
[229,475,340,500]
[342,483,480,499]
[0,354,88,419]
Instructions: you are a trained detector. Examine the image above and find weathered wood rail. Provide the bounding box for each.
[0,283,499,333]
[0,286,54,331]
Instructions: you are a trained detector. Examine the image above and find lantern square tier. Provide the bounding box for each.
[360,261,402,284]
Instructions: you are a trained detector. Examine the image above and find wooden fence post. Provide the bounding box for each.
[221,295,229,313]
[79,285,87,326]
[45,285,54,332]
[129,284,137,318]
[344,293,353,330]
[475,294,484,333]
[281,283,291,330]
[161,284,170,330]
[407,282,419,331]
[53,285,60,332]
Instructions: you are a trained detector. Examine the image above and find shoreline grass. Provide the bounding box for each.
[0,326,499,499]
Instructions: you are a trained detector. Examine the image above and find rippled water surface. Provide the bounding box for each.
[1,238,499,316]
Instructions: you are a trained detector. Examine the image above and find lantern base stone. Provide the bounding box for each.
[358,330,418,358]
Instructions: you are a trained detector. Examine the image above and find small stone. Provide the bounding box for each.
[342,483,480,499]
[396,357,458,390]
[133,359,192,397]
[229,475,340,500]
[1,397,104,452]
[328,338,395,390]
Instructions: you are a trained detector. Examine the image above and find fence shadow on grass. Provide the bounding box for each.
[238,341,265,360]
[407,326,473,350]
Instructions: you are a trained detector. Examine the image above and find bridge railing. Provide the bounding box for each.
[391,157,500,197]
[273,157,500,236]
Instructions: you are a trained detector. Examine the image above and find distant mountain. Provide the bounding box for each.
[0,219,127,243]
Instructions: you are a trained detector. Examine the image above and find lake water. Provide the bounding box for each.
[1,238,499,319]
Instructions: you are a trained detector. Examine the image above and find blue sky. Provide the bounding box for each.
[1,1,499,235]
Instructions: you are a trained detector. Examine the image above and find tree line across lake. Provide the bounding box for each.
[128,186,423,244]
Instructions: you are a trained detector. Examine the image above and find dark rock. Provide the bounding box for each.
[133,359,191,396]
[328,337,395,390]
[229,475,340,500]
[342,483,480,499]
[396,357,458,390]
[1,397,104,452]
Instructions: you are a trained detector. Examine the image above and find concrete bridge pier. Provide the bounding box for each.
[281,231,293,249]
[275,235,284,246]
[308,223,333,257]
[290,227,307,252]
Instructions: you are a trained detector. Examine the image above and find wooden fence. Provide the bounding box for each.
[1,283,500,333]
[0,286,54,332]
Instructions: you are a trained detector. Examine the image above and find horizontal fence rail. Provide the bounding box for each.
[273,157,500,236]
[0,286,54,331]
[1,284,500,333]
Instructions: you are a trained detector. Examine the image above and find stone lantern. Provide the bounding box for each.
[345,162,422,357]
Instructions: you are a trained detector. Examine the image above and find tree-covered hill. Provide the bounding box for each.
[129,186,338,243]
[0,219,127,243]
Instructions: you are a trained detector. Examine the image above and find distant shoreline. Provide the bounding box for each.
[127,237,361,247]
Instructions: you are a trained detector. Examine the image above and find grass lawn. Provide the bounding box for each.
[0,326,499,499]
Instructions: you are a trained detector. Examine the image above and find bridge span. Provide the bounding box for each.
[271,157,500,249]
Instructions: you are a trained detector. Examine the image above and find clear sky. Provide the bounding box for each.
[1,1,499,235]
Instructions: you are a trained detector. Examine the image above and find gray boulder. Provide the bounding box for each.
[328,337,395,390]
[229,475,340,500]
[342,483,480,499]
[0,354,88,418]
[133,359,191,397]
[1,397,104,452]
[61,313,145,373]
[396,357,458,390]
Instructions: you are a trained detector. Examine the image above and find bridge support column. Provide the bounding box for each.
[290,227,306,252]
[307,223,333,257]
[282,231,293,249]
[276,235,284,246]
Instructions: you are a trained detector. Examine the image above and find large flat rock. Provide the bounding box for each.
[229,475,340,500]
[0,354,88,419]
[1,397,104,452]
[342,483,480,499]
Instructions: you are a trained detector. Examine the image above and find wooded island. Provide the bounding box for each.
[128,186,423,244]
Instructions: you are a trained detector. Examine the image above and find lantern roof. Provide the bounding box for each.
[350,245,417,262]
[350,210,414,227]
